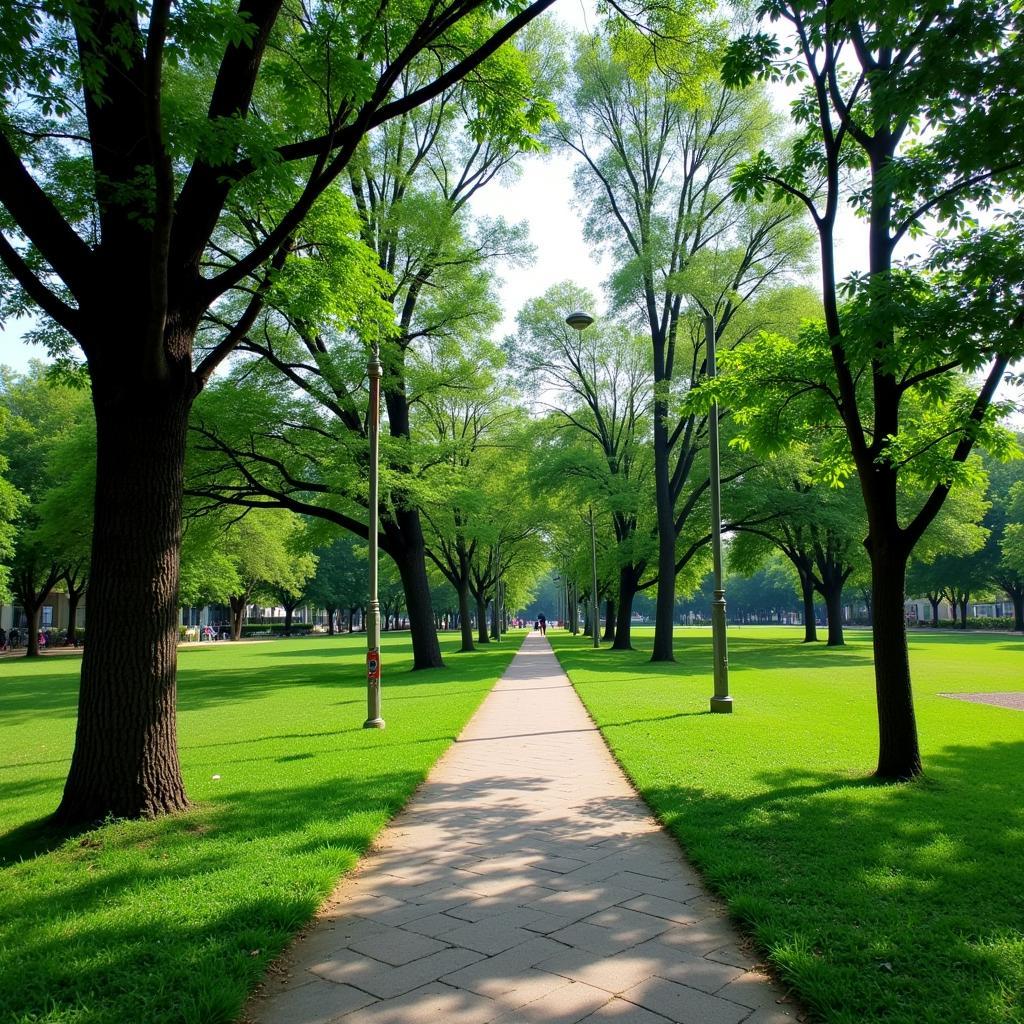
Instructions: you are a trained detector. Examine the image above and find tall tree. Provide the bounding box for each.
[0,365,92,655]
[983,448,1024,631]
[561,19,812,660]
[0,0,571,821]
[724,1,1024,778]
[511,282,654,649]
[305,535,368,635]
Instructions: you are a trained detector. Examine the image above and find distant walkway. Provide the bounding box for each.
[247,633,795,1024]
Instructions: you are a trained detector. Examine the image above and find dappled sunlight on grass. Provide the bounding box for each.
[551,626,1024,1024]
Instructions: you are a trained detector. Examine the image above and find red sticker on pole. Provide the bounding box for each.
[367,649,381,682]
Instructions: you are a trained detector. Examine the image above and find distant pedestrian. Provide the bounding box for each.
[538,613,547,636]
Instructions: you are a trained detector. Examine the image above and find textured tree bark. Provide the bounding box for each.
[800,573,818,643]
[602,598,616,643]
[475,595,490,644]
[55,387,191,823]
[387,509,443,669]
[958,595,969,629]
[1013,591,1024,632]
[613,567,638,650]
[325,606,336,635]
[822,581,845,646]
[283,604,294,635]
[229,596,245,641]
[929,595,940,627]
[25,606,41,658]
[870,547,922,780]
[457,579,474,652]
[651,398,676,661]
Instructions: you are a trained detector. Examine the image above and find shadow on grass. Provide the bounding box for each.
[552,633,875,677]
[633,742,1024,1024]
[0,769,424,1024]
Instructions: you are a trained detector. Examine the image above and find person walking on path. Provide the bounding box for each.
[247,632,793,1024]
[538,612,547,636]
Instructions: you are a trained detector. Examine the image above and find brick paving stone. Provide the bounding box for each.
[654,919,742,956]
[249,978,377,1024]
[402,912,476,939]
[248,634,793,1024]
[337,982,498,1024]
[439,936,569,994]
[548,920,657,957]
[705,944,761,971]
[618,895,701,925]
[490,980,613,1023]
[537,947,665,995]
[620,977,751,1024]
[309,946,483,998]
[637,942,746,994]
[346,926,449,966]
[714,970,792,1011]
[443,918,542,955]
[609,875,704,900]
[580,999,675,1023]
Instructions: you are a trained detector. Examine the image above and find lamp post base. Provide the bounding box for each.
[709,695,733,714]
[363,717,386,729]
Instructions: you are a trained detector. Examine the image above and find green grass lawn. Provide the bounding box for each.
[549,626,1024,1024]
[0,631,523,1024]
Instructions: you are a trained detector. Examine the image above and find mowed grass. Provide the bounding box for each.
[0,631,522,1024]
[550,626,1024,1024]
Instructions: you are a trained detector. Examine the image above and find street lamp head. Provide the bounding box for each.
[565,311,594,331]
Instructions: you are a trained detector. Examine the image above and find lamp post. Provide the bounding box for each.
[566,311,598,646]
[364,342,385,729]
[705,312,732,713]
[589,507,600,649]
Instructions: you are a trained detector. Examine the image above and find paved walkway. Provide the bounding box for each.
[246,633,796,1024]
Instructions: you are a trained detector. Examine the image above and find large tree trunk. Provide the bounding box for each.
[476,595,490,644]
[928,595,940,627]
[283,605,294,635]
[800,572,818,643]
[230,596,245,641]
[958,594,969,629]
[66,591,83,644]
[602,598,616,643]
[651,400,676,662]
[822,581,845,646]
[870,545,922,780]
[391,526,443,669]
[56,388,191,824]
[1012,590,1024,632]
[25,605,41,658]
[326,606,336,635]
[457,579,474,653]
[613,567,637,650]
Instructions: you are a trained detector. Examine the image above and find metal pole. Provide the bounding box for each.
[364,343,385,729]
[706,312,732,713]
[590,507,600,649]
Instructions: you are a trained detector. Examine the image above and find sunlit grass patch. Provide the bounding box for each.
[551,626,1024,1024]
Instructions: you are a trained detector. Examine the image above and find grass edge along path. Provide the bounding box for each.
[549,627,1024,1024]
[0,631,524,1024]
